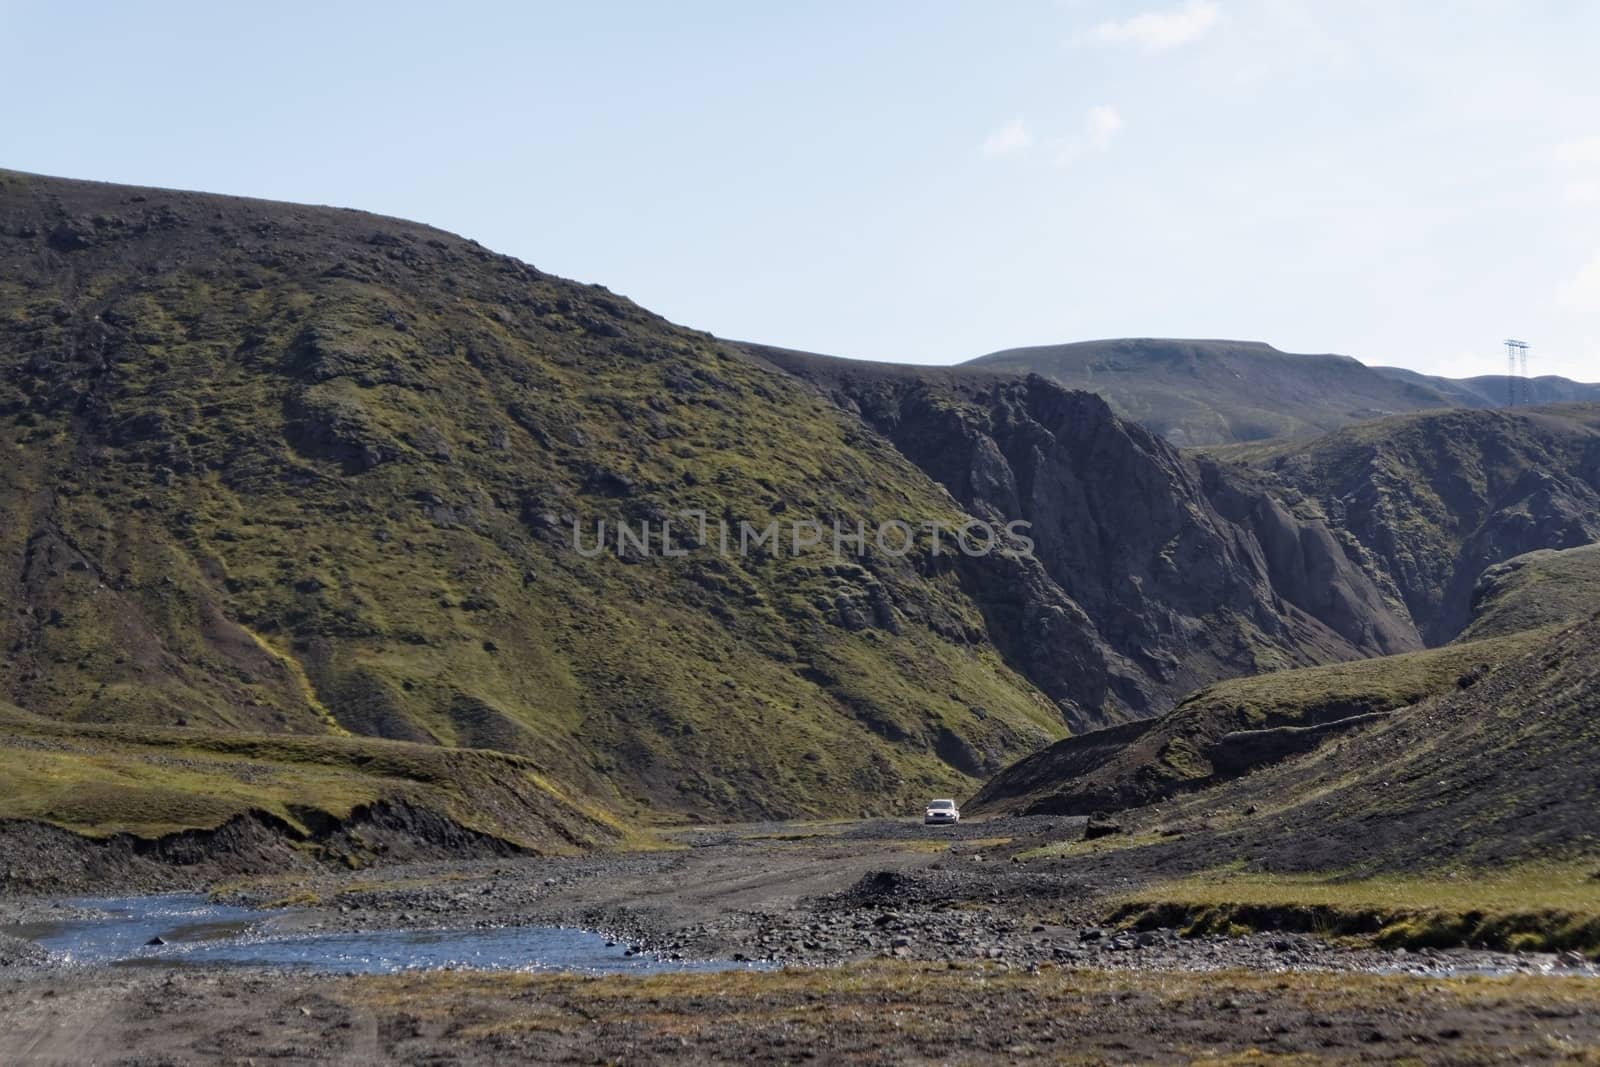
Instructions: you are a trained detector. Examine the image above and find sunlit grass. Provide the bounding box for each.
[1127,860,1600,913]
[1113,860,1600,954]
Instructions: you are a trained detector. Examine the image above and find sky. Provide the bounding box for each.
[3,1,1597,379]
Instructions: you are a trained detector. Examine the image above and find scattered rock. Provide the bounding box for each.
[0,933,48,967]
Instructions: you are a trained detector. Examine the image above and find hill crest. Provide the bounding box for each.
[968,337,1600,446]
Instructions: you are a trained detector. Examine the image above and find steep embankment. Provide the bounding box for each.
[1123,606,1600,873]
[750,344,1418,721]
[0,701,628,890]
[0,169,1078,825]
[966,627,1550,816]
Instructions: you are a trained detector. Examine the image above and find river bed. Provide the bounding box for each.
[2,894,769,975]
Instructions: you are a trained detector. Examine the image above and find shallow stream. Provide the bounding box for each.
[3,894,766,975]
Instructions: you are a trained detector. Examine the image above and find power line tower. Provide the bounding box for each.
[1505,339,1529,406]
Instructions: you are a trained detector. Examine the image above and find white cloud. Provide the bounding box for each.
[1089,0,1219,52]
[983,107,1123,168]
[1053,106,1126,166]
[1558,251,1600,312]
[1085,105,1124,148]
[981,117,1034,158]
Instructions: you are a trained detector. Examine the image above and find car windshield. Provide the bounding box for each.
[929,800,954,809]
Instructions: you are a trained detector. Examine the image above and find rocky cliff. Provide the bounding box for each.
[751,345,1420,720]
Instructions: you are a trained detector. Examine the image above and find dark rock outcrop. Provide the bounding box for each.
[1252,406,1600,643]
[754,345,1420,722]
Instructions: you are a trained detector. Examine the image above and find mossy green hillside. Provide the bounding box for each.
[0,169,1065,823]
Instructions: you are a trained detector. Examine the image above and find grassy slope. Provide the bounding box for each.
[1112,862,1600,955]
[1143,609,1600,871]
[994,607,1600,952]
[968,627,1550,815]
[1089,611,1600,951]
[1460,542,1600,641]
[0,702,629,849]
[0,169,1066,829]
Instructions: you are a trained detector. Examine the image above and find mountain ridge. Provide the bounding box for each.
[967,337,1600,446]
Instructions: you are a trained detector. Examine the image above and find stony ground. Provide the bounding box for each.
[4,961,1600,1064]
[166,819,1600,976]
[3,817,1599,1064]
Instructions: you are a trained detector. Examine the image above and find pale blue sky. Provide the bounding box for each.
[4,1,1597,378]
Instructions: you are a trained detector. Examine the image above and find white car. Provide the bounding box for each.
[924,798,960,825]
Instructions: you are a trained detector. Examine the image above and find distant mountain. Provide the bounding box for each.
[1372,365,1600,409]
[968,338,1600,446]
